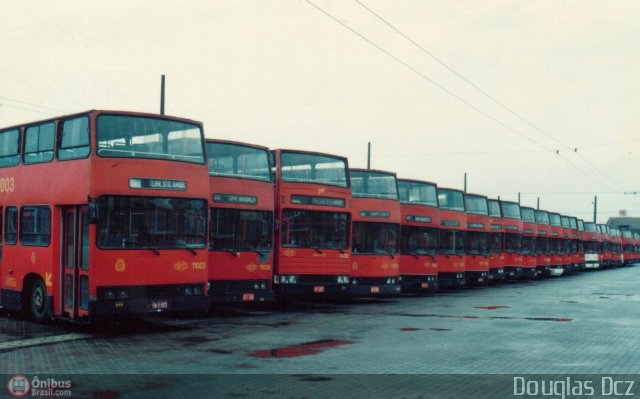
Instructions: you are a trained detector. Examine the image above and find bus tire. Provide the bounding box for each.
[29,278,53,323]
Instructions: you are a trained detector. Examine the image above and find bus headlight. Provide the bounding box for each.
[184,287,193,296]
[193,286,203,296]
[104,289,116,300]
[351,279,358,285]
[260,281,267,290]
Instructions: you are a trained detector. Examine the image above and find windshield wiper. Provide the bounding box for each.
[223,248,239,256]
[125,239,161,256]
[311,247,324,254]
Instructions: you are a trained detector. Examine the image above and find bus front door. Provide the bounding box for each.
[62,207,90,319]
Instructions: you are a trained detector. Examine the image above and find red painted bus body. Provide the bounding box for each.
[519,207,538,279]
[534,210,552,277]
[573,218,585,271]
[560,216,574,274]
[436,188,466,288]
[0,110,210,322]
[349,169,401,297]
[599,224,613,268]
[464,193,490,286]
[487,199,506,282]
[548,212,565,276]
[500,201,524,279]
[397,179,439,292]
[205,139,275,303]
[583,222,601,270]
[622,230,635,266]
[271,149,351,297]
[611,228,623,267]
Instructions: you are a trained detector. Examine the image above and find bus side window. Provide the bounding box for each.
[58,116,90,161]
[4,207,18,245]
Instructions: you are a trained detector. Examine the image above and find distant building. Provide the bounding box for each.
[607,217,640,233]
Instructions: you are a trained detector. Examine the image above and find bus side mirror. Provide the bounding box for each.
[88,203,99,224]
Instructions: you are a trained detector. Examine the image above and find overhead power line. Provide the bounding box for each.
[352,0,627,192]
[0,96,66,114]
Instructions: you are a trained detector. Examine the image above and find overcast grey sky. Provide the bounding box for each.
[1,1,638,223]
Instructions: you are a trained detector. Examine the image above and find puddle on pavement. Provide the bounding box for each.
[474,306,511,310]
[430,328,451,331]
[249,339,353,358]
[400,327,422,331]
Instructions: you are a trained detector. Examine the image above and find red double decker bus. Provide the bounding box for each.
[500,201,524,279]
[560,215,574,274]
[205,139,275,303]
[548,212,564,276]
[571,217,584,271]
[436,188,466,288]
[583,222,601,270]
[271,149,351,296]
[519,207,538,279]
[622,230,635,266]
[599,224,612,268]
[487,199,505,281]
[534,210,552,277]
[611,228,623,267]
[463,193,490,286]
[0,110,210,322]
[576,219,586,271]
[349,169,401,297]
[397,179,439,292]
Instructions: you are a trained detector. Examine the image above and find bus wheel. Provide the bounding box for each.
[30,278,53,323]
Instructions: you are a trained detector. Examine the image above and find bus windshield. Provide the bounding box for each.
[465,195,488,215]
[210,209,272,252]
[206,142,271,182]
[488,200,501,217]
[549,213,561,226]
[577,220,584,231]
[398,181,438,207]
[569,218,578,229]
[97,115,204,164]
[280,209,348,250]
[352,222,400,255]
[439,229,465,255]
[505,233,522,253]
[584,222,597,233]
[535,210,550,225]
[400,226,438,256]
[350,170,398,200]
[501,202,521,219]
[438,189,465,211]
[490,232,503,254]
[280,152,348,187]
[561,217,570,228]
[522,236,536,254]
[521,208,536,223]
[466,231,489,255]
[97,196,207,249]
[536,237,549,253]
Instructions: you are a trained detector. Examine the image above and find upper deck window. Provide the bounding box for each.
[97,115,204,164]
[59,116,90,160]
[561,217,571,228]
[0,129,20,168]
[24,122,55,164]
[520,208,536,223]
[584,223,597,233]
[549,213,561,227]
[398,181,438,207]
[501,202,521,220]
[569,218,578,230]
[488,200,502,217]
[350,171,398,200]
[464,195,488,216]
[535,210,550,225]
[280,152,347,187]
[437,189,464,212]
[206,142,271,182]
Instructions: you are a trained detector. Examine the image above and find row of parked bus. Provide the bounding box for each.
[0,110,637,323]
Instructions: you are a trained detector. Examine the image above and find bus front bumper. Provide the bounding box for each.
[349,284,401,297]
[400,275,438,292]
[90,295,209,316]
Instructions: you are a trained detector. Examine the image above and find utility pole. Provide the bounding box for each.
[464,173,467,193]
[537,197,540,210]
[367,142,371,170]
[518,192,521,204]
[593,195,598,223]
[160,74,166,115]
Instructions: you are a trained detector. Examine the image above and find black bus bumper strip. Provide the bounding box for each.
[209,289,276,303]
[536,265,551,277]
[504,266,523,279]
[348,284,401,298]
[400,275,439,293]
[275,283,349,297]
[90,296,209,316]
[438,273,466,289]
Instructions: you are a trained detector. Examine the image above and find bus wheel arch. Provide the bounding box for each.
[22,273,53,323]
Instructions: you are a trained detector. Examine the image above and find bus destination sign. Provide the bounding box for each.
[129,178,187,191]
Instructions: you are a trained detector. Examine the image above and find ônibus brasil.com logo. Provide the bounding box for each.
[7,375,72,397]
[7,375,30,398]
